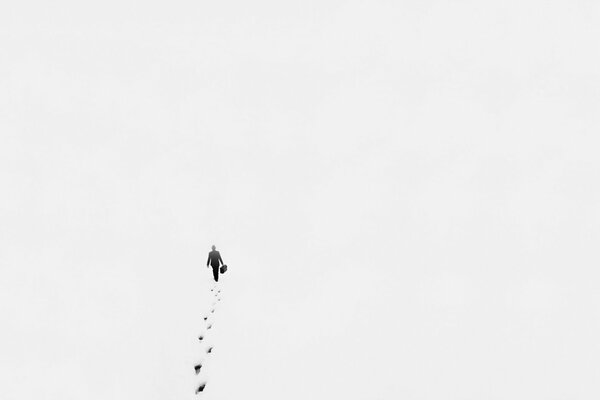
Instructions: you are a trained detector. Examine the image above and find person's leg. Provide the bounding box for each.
[212,266,219,282]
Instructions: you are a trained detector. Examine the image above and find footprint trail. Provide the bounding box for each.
[194,285,224,395]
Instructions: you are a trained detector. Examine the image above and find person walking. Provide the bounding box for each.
[206,245,224,282]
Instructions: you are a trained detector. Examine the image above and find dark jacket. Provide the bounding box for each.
[207,250,223,268]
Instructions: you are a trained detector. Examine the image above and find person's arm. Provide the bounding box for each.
[219,253,223,265]
[207,254,210,267]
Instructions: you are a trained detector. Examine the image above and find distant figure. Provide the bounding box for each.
[207,245,224,282]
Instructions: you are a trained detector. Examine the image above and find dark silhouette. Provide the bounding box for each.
[206,245,224,282]
[194,364,202,374]
[196,382,206,393]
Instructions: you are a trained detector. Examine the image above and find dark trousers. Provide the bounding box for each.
[211,266,219,282]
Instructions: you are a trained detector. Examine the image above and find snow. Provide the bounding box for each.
[2,0,600,399]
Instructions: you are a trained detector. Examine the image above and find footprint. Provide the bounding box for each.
[196,382,206,393]
[207,324,212,329]
[207,347,213,354]
[203,317,208,321]
[194,364,202,374]
[198,335,203,341]
[211,309,215,313]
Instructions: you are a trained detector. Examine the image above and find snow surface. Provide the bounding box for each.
[2,0,600,399]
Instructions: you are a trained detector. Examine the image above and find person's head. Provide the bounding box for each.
[211,245,216,251]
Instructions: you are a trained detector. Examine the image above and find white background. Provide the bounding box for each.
[1,1,599,399]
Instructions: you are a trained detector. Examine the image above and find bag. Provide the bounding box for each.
[220,264,227,274]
